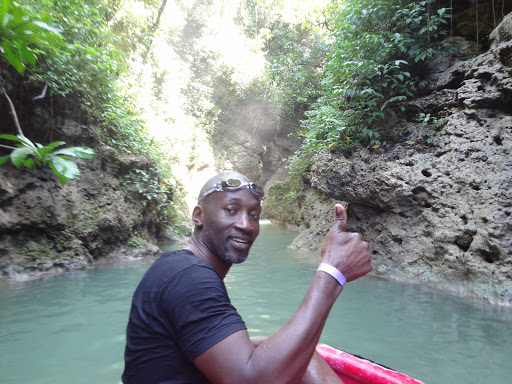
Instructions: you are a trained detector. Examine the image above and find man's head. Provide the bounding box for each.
[197,172,264,205]
[191,172,263,265]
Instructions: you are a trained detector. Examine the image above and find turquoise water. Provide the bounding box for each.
[0,222,511,383]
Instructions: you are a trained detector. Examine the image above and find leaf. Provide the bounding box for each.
[18,32,44,45]
[1,1,13,28]
[36,141,66,161]
[380,95,407,111]
[49,160,69,185]
[52,147,95,159]
[16,40,36,67]
[0,155,10,165]
[49,156,79,180]
[1,41,26,72]
[10,146,34,167]
[45,141,66,151]
[32,20,63,34]
[23,158,36,169]
[16,135,36,148]
[0,134,27,144]
[2,0,12,14]
[405,141,415,145]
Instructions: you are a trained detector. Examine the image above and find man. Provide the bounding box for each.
[123,171,372,384]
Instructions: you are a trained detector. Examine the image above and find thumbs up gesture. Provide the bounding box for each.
[320,204,372,282]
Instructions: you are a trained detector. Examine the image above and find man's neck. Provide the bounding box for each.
[185,236,232,279]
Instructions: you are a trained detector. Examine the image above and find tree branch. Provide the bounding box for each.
[1,87,24,136]
[33,83,48,101]
[141,0,168,66]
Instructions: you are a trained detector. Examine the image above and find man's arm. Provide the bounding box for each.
[194,204,370,384]
[250,334,343,383]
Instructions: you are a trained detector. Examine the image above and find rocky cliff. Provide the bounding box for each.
[266,14,512,306]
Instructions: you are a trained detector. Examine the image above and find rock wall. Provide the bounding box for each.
[0,102,162,280]
[269,14,512,306]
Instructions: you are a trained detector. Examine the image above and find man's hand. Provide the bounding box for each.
[320,204,371,282]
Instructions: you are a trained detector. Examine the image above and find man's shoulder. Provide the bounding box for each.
[155,249,214,272]
[142,249,219,286]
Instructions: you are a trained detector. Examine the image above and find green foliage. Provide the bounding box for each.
[264,21,327,112]
[0,0,64,72]
[413,112,444,146]
[26,0,124,108]
[298,0,450,154]
[124,167,173,218]
[263,179,301,225]
[3,0,143,156]
[125,168,168,206]
[123,166,190,236]
[127,231,148,248]
[21,241,60,259]
[263,157,309,226]
[97,95,155,154]
[0,1,100,186]
[0,134,95,184]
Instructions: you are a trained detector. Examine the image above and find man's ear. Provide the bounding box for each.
[191,205,204,227]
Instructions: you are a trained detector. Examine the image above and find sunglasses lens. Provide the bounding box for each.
[223,178,242,188]
[251,183,264,198]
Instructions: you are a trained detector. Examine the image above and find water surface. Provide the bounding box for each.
[0,222,511,383]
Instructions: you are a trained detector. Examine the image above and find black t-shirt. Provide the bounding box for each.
[122,249,246,384]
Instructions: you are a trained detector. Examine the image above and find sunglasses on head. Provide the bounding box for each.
[198,178,264,202]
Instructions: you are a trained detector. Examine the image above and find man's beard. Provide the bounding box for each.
[222,241,249,264]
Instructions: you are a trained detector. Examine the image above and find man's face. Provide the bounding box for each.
[200,187,261,264]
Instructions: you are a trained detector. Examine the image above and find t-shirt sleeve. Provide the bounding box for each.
[159,264,246,362]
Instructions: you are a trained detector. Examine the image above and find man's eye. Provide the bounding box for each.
[250,212,260,219]
[224,207,237,214]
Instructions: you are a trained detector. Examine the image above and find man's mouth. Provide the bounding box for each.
[231,237,250,245]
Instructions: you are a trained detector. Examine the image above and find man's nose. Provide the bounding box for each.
[234,212,253,232]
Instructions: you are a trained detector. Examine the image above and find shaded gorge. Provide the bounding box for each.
[0,222,511,384]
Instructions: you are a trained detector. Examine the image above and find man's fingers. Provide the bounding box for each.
[334,204,347,232]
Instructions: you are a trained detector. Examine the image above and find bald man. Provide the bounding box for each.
[123,172,372,384]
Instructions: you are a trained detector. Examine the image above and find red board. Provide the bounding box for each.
[316,344,424,384]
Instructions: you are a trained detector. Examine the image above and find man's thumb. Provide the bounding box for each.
[334,204,347,232]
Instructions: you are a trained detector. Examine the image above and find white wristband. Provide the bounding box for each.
[317,263,347,287]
